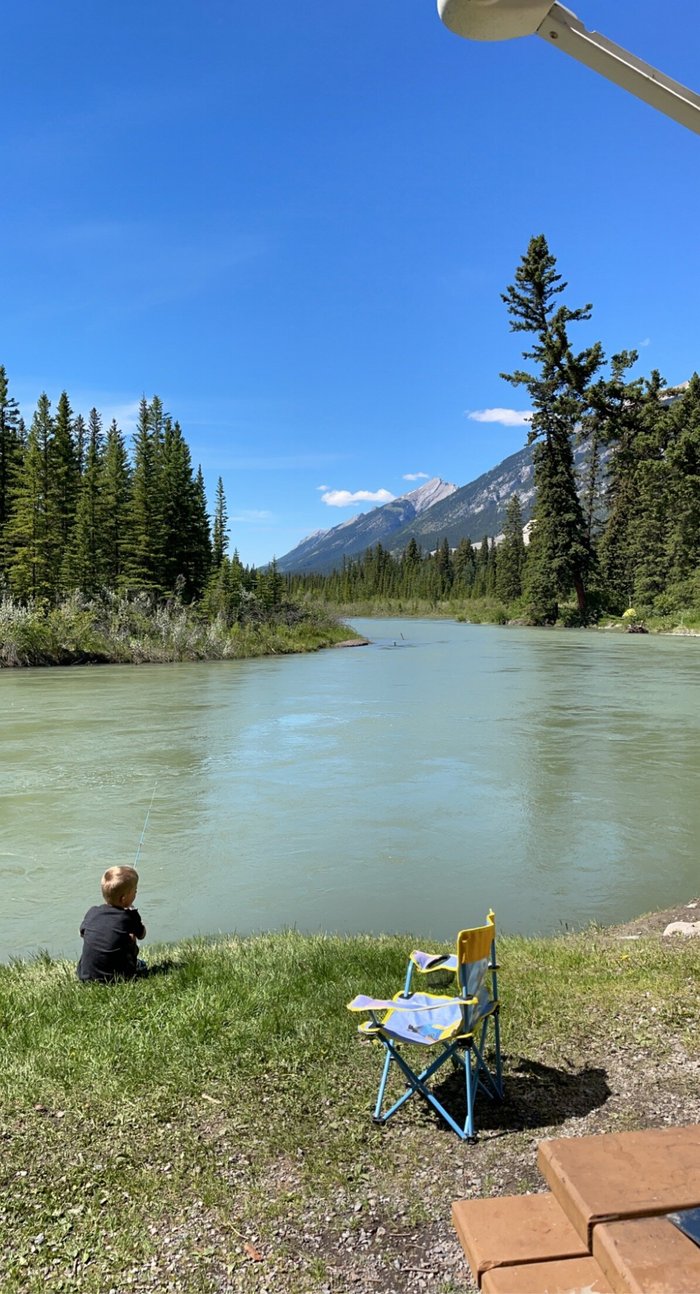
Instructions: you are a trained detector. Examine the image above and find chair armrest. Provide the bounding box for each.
[347,993,478,1014]
[409,950,458,973]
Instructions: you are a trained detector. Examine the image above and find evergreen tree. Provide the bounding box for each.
[7,394,54,600]
[52,391,81,591]
[435,537,453,595]
[595,369,660,608]
[666,375,700,589]
[502,235,603,621]
[69,408,105,594]
[259,557,284,611]
[212,476,229,568]
[496,494,526,602]
[453,537,475,593]
[122,397,165,593]
[0,366,23,582]
[73,414,87,476]
[189,466,212,598]
[160,419,201,597]
[101,420,132,589]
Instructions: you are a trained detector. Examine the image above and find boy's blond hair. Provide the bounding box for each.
[101,866,139,905]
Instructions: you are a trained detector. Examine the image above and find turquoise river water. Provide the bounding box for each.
[1,618,698,962]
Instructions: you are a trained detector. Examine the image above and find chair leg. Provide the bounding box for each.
[464,1044,476,1139]
[470,1025,503,1102]
[492,1009,503,1098]
[374,1038,472,1140]
[373,1046,393,1123]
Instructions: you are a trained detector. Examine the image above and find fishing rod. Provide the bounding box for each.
[134,781,158,867]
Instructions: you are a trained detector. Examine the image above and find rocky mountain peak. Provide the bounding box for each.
[402,477,458,514]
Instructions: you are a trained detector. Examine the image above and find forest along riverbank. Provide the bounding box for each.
[1,921,698,1294]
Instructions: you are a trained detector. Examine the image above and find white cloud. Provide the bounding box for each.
[321,488,396,508]
[639,337,651,348]
[98,399,143,435]
[403,472,429,481]
[316,484,329,491]
[231,509,273,522]
[466,408,532,427]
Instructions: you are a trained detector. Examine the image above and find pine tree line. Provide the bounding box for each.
[287,499,525,608]
[0,375,289,618]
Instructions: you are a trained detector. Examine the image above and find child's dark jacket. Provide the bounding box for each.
[77,904,146,982]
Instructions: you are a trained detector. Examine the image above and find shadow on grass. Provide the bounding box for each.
[408,1054,611,1138]
[140,958,178,979]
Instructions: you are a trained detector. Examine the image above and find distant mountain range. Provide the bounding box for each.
[275,381,689,573]
[276,476,459,574]
[276,446,539,574]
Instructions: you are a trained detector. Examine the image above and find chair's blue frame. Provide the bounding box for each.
[367,922,503,1141]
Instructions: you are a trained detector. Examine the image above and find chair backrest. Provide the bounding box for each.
[456,909,498,1032]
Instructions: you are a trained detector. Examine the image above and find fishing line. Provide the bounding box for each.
[134,781,158,867]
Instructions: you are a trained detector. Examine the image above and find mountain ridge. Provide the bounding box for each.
[277,476,458,574]
[275,451,536,574]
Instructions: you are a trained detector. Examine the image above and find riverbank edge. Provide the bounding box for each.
[0,603,362,668]
[338,604,700,635]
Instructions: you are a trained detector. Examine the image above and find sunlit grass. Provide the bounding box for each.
[1,929,698,1291]
[0,594,355,666]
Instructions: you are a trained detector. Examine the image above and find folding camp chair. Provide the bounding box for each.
[348,911,503,1140]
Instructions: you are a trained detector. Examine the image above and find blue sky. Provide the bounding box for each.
[2,1,699,566]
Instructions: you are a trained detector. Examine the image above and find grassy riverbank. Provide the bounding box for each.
[308,592,700,633]
[2,925,699,1293]
[0,594,357,667]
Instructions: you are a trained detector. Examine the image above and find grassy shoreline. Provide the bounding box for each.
[2,921,699,1293]
[0,594,358,667]
[2,592,697,669]
[304,595,700,634]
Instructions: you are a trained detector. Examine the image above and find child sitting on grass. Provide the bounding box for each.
[77,865,147,983]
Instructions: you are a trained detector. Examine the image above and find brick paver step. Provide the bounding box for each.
[593,1215,700,1293]
[481,1255,612,1293]
[537,1125,700,1244]
[452,1192,588,1287]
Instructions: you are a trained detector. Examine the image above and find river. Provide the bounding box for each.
[1,618,698,962]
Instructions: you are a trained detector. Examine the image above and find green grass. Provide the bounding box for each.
[1,930,698,1291]
[0,594,356,666]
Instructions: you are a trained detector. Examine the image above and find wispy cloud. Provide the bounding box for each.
[212,452,346,471]
[466,408,532,427]
[98,399,142,435]
[316,484,330,491]
[231,509,273,523]
[403,472,429,481]
[16,387,144,437]
[321,488,395,508]
[9,216,270,324]
[639,337,651,348]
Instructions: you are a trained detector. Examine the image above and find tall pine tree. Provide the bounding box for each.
[7,394,55,600]
[502,235,603,622]
[101,420,132,590]
[0,367,23,584]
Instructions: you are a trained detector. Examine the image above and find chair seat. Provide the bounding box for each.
[359,992,466,1046]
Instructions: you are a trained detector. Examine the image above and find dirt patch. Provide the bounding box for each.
[605,897,700,938]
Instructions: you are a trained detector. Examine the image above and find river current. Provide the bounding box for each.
[1,618,698,962]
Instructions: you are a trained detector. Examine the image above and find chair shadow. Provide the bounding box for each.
[423,1054,611,1137]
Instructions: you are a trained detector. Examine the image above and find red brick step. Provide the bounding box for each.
[537,1125,700,1245]
[593,1215,700,1294]
[451,1192,588,1287]
[481,1255,612,1293]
